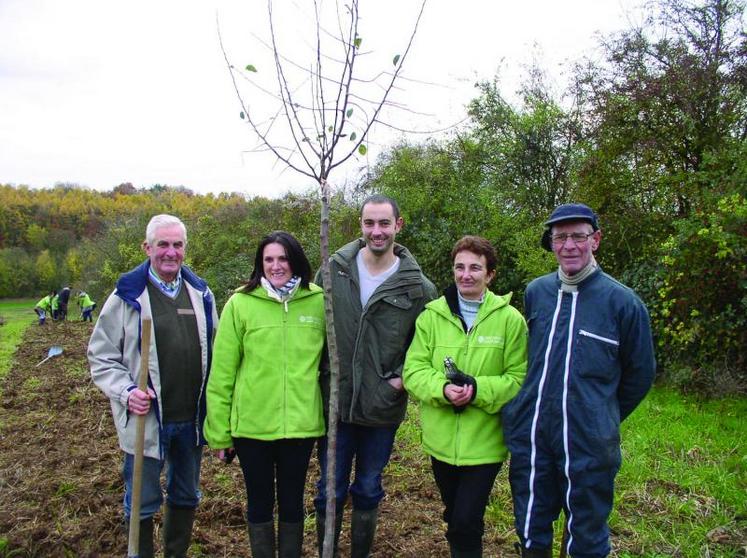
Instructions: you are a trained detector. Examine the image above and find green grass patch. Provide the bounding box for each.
[21,376,42,391]
[610,388,747,556]
[55,481,78,498]
[0,298,35,381]
[477,387,746,556]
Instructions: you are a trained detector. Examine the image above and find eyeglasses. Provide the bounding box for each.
[551,232,595,246]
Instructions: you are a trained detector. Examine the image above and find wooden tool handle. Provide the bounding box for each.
[128,318,152,558]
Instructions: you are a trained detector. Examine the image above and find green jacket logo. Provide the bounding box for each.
[477,335,504,345]
[299,315,322,326]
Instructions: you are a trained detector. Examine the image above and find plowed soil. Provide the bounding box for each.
[0,321,521,557]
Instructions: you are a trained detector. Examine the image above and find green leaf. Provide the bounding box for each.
[392,54,400,66]
[354,37,362,48]
[346,108,353,118]
[358,144,367,156]
[245,64,257,72]
[239,111,245,120]
[350,132,357,142]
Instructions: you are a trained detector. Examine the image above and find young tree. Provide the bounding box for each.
[218,2,426,555]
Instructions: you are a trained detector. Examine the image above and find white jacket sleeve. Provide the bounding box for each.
[88,292,138,407]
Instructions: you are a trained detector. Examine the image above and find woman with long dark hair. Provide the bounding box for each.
[205,231,326,558]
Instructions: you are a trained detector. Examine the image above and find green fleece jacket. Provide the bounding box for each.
[77,293,95,308]
[403,287,528,465]
[204,283,326,447]
[35,295,53,311]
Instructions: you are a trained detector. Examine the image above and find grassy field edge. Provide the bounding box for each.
[0,298,35,381]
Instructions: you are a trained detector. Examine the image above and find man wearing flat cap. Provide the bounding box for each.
[503,203,655,558]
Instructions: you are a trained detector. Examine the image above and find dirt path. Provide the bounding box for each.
[0,321,521,557]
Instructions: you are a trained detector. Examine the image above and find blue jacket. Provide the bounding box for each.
[503,267,655,459]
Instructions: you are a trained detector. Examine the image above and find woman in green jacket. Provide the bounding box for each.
[205,231,326,558]
[403,235,528,558]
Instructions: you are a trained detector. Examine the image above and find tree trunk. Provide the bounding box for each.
[319,180,341,558]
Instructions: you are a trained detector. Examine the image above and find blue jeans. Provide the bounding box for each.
[314,421,397,512]
[123,421,203,519]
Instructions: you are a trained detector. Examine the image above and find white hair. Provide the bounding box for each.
[145,214,187,245]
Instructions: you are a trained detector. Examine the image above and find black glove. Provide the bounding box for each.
[220,448,236,464]
[443,357,477,413]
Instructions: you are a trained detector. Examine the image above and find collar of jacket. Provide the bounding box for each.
[430,285,512,330]
[332,238,423,274]
[444,284,467,332]
[553,265,603,289]
[115,259,208,310]
[238,282,323,301]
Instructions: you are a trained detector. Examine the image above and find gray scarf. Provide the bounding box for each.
[558,256,598,292]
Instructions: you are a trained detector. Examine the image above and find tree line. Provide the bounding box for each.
[1,0,744,393]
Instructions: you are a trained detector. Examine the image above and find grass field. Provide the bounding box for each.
[0,298,35,381]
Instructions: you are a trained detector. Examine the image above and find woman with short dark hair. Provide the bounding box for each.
[205,231,325,558]
[403,235,528,557]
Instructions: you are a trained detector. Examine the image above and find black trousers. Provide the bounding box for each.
[431,457,502,551]
[234,437,316,523]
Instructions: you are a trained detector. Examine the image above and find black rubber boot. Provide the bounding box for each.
[139,516,155,558]
[278,521,304,558]
[316,511,343,557]
[163,505,195,558]
[514,541,552,557]
[350,508,378,558]
[248,521,276,558]
[449,543,483,558]
[123,516,154,558]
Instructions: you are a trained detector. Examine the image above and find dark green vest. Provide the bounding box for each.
[147,282,202,422]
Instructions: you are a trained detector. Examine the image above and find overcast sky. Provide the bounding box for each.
[0,0,641,198]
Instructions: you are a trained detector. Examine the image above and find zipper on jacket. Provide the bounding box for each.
[578,329,619,346]
[282,302,288,436]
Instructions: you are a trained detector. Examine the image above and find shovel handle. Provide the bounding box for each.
[35,356,52,368]
[128,318,152,557]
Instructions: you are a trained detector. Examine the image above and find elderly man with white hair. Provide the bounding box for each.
[88,214,218,558]
[504,203,655,558]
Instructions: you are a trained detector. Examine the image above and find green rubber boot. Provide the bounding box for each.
[123,516,154,558]
[350,508,378,558]
[278,521,304,558]
[248,521,276,558]
[449,542,482,557]
[163,505,195,558]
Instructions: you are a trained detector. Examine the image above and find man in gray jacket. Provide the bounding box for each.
[315,194,437,557]
[88,214,217,558]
